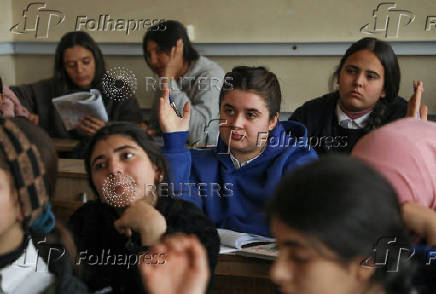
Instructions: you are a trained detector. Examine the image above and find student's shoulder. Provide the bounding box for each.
[386,96,408,121]
[157,197,215,227]
[11,78,56,96]
[15,78,56,89]
[290,92,338,124]
[69,201,115,225]
[297,92,338,111]
[157,196,202,214]
[191,56,225,77]
[187,147,220,170]
[390,95,408,109]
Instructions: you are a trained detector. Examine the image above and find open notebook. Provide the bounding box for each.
[52,89,108,131]
[218,229,278,260]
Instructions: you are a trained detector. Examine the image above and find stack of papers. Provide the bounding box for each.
[218,228,277,260]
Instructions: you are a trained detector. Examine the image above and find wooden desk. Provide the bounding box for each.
[211,254,276,294]
[52,138,79,153]
[55,159,96,201]
[52,200,84,223]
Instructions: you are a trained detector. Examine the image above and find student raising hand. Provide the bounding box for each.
[406,80,428,120]
[159,87,190,133]
[140,234,209,294]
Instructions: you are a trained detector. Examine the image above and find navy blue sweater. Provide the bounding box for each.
[162,120,318,237]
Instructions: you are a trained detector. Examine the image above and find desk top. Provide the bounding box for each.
[216,254,272,279]
[58,158,87,177]
[52,138,79,153]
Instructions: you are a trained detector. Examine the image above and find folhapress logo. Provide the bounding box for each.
[360,2,415,38]
[10,2,65,38]
[361,237,415,272]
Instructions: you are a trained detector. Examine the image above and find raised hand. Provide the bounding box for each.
[140,234,209,294]
[406,80,428,120]
[158,87,190,133]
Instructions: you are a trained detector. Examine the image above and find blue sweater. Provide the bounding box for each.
[162,120,318,236]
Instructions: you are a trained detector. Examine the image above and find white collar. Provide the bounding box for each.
[0,239,54,293]
[335,102,371,129]
[229,145,266,169]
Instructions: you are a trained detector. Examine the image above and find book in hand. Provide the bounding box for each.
[218,228,277,260]
[52,89,108,131]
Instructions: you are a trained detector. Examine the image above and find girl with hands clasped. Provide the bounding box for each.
[69,122,219,294]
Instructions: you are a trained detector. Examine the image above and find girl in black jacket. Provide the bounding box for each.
[289,37,418,154]
[70,122,219,294]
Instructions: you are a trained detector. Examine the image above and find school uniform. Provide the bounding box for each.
[289,91,407,154]
[162,120,318,237]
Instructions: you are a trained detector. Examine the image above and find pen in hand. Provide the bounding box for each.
[169,94,183,118]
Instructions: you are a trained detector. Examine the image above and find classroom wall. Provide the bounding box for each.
[4,0,436,112]
[0,0,13,42]
[0,0,15,85]
[13,54,436,112]
[7,0,436,42]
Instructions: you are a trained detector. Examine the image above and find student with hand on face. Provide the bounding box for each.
[289,37,416,154]
[143,20,225,146]
[11,31,142,142]
[160,66,317,237]
[69,122,219,294]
